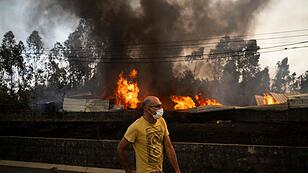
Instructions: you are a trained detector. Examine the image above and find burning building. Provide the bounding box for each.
[254,92,308,108]
[254,92,287,106]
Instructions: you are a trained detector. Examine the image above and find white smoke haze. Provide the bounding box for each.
[0,0,79,47]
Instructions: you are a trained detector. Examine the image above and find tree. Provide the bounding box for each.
[271,57,291,93]
[0,33,10,103]
[238,40,261,81]
[64,19,90,88]
[0,36,6,89]
[208,36,261,105]
[220,58,240,105]
[26,30,45,87]
[0,31,29,110]
[47,42,69,89]
[298,71,308,92]
[288,72,299,92]
[0,31,25,96]
[208,36,233,81]
[1,31,16,94]
[256,67,271,93]
[64,19,103,89]
[14,41,29,101]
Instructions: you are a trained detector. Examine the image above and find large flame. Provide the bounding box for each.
[171,94,222,110]
[263,93,277,105]
[195,94,222,106]
[170,96,196,110]
[115,69,140,109]
[129,69,138,78]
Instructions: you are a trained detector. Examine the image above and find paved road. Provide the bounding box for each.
[0,160,124,173]
[0,166,79,173]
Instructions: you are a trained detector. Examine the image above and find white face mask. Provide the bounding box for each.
[153,108,164,119]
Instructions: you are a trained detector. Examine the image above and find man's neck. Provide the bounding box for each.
[143,114,157,124]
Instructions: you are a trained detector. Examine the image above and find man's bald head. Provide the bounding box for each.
[141,96,163,122]
[141,96,162,110]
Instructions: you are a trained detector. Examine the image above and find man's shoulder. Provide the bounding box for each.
[159,117,167,124]
[129,116,144,127]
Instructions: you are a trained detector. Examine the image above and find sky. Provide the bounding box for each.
[254,0,308,77]
[0,0,79,48]
[0,0,308,77]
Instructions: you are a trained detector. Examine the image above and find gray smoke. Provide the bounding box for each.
[33,0,271,107]
[0,0,79,48]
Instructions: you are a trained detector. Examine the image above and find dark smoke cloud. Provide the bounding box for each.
[49,0,270,42]
[35,0,271,106]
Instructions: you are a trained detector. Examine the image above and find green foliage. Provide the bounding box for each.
[26,30,45,87]
[208,36,267,105]
[0,31,28,109]
[271,57,291,93]
[47,42,69,89]
[64,19,96,88]
[298,71,308,92]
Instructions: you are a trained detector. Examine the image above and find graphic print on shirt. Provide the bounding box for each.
[146,125,163,164]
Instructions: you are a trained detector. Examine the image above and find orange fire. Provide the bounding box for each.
[170,96,196,110]
[171,94,222,110]
[263,93,277,105]
[115,69,140,109]
[195,94,222,106]
[129,69,138,78]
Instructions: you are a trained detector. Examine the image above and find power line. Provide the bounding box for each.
[33,40,308,60]
[259,40,308,50]
[21,41,308,64]
[106,28,308,47]
[260,45,308,54]
[106,33,308,50]
[27,34,308,56]
[62,45,308,64]
[27,31,308,53]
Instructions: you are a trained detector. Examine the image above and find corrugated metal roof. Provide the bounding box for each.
[179,105,237,113]
[63,98,109,112]
[181,104,290,112]
[287,93,308,108]
[180,93,308,113]
[269,92,288,104]
[255,92,288,106]
[255,95,264,106]
[238,104,288,111]
[287,93,308,99]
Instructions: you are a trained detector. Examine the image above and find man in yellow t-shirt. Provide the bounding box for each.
[117,96,181,173]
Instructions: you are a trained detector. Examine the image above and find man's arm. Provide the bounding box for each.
[117,137,133,173]
[164,135,181,173]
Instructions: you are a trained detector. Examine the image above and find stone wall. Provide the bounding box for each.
[1,108,308,123]
[1,109,308,146]
[1,121,308,146]
[0,136,307,173]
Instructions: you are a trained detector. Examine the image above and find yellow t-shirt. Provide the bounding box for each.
[124,116,169,173]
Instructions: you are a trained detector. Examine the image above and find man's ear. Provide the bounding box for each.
[143,106,149,114]
[144,106,155,115]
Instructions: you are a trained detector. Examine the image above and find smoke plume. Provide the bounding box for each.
[34,0,271,106]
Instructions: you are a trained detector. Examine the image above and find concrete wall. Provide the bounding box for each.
[0,136,307,173]
[1,108,308,123]
[1,121,308,146]
[1,109,308,146]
